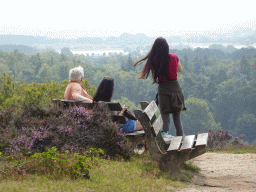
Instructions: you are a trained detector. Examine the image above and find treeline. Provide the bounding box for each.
[1,31,256,47]
[0,49,256,143]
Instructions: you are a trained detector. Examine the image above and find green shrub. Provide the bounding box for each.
[0,147,103,180]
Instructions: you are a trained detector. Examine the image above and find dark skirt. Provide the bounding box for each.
[157,80,186,114]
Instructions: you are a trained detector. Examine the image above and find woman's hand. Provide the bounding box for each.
[119,105,130,115]
[122,105,130,111]
[177,62,183,72]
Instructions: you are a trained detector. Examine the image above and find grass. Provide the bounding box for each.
[211,144,256,154]
[1,144,255,191]
[180,162,201,173]
[0,151,186,192]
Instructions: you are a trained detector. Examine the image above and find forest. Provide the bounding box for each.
[0,47,255,143]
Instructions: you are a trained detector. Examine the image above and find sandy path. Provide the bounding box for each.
[176,153,256,192]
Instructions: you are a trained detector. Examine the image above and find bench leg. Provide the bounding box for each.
[157,152,192,179]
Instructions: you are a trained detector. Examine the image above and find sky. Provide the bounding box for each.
[1,0,256,38]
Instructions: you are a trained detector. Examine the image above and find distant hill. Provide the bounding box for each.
[0,44,40,54]
[1,30,256,49]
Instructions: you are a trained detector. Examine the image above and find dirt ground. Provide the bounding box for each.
[175,153,256,192]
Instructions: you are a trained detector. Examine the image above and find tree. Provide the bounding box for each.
[114,96,139,113]
[61,47,72,55]
[235,113,256,143]
[121,54,134,72]
[38,64,51,82]
[183,54,190,73]
[30,53,43,76]
[182,97,221,135]
[192,54,201,74]
[240,56,251,80]
[58,63,69,81]
[60,53,68,62]
[48,56,55,66]
[202,55,210,76]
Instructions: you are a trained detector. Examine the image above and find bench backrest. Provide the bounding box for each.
[142,100,163,137]
[52,99,126,124]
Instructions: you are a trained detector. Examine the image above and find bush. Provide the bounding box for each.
[0,103,131,160]
[0,72,96,111]
[0,147,103,180]
[203,128,249,151]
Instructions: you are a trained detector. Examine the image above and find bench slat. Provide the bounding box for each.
[112,115,127,124]
[77,102,94,109]
[140,101,149,110]
[106,102,123,111]
[53,100,123,111]
[180,135,196,151]
[152,115,163,137]
[144,101,158,121]
[167,136,183,151]
[52,99,61,105]
[195,133,208,146]
[125,130,145,136]
[140,101,156,125]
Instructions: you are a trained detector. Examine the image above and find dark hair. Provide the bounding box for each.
[93,77,114,103]
[133,37,169,84]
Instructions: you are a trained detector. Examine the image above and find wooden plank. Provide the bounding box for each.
[195,133,209,147]
[140,101,149,110]
[58,100,74,108]
[52,99,61,106]
[112,115,127,124]
[106,102,123,111]
[59,100,122,112]
[152,115,163,137]
[77,102,94,109]
[180,135,196,151]
[167,136,183,151]
[140,101,156,125]
[61,100,75,103]
[163,137,173,144]
[125,130,145,136]
[144,101,158,121]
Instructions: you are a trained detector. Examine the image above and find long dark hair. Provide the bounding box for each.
[93,77,114,103]
[133,37,169,84]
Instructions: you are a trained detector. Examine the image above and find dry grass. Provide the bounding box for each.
[214,144,256,154]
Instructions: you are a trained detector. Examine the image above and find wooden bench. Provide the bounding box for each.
[133,100,209,179]
[52,99,146,152]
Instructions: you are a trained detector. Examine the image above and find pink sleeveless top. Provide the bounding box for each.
[159,54,179,83]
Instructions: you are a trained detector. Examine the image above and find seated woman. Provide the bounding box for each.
[64,66,93,102]
[93,77,143,133]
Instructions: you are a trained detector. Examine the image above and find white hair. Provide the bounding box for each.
[69,66,84,82]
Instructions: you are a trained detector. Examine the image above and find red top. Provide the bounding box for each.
[159,54,179,82]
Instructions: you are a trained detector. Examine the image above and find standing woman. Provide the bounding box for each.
[133,37,186,136]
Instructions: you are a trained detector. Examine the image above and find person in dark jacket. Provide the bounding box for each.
[133,37,186,136]
[93,77,143,133]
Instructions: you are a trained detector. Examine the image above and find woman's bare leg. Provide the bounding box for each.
[135,120,143,131]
